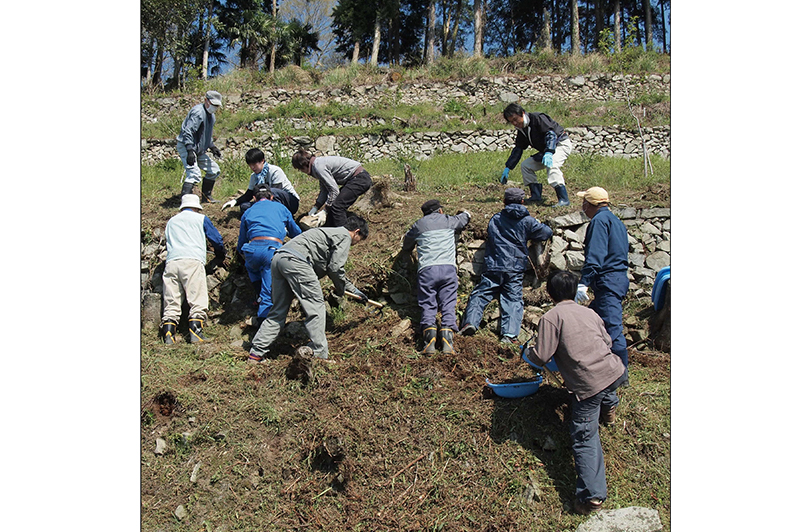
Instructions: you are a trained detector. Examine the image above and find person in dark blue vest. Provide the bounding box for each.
[575,186,630,383]
[237,185,302,321]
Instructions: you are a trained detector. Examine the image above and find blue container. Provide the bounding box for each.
[652,266,671,311]
[485,375,544,398]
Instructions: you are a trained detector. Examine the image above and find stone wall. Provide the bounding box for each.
[141,124,670,166]
[141,72,670,165]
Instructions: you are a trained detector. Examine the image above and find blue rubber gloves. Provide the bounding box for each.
[500,167,510,184]
[542,152,553,168]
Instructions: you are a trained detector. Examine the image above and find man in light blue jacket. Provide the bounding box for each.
[402,199,471,355]
[161,194,226,344]
[176,90,223,202]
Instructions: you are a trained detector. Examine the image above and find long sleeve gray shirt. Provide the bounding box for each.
[310,156,363,207]
[176,103,215,154]
[280,226,358,296]
[402,212,471,270]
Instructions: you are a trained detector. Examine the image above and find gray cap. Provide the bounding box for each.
[504,187,525,204]
[205,90,222,106]
[180,194,203,211]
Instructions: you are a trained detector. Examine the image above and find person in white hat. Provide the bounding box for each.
[176,90,224,202]
[160,194,226,344]
[575,186,630,381]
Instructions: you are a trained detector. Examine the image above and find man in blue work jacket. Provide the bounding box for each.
[237,184,303,321]
[575,186,630,380]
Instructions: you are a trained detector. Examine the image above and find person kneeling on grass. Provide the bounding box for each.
[521,270,626,516]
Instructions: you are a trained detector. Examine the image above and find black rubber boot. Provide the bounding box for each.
[524,183,543,205]
[201,178,219,203]
[188,318,208,343]
[440,327,455,355]
[554,184,570,207]
[161,320,178,345]
[421,326,437,354]
[181,181,195,196]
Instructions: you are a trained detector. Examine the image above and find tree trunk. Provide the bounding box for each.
[595,0,604,49]
[442,3,451,57]
[352,39,361,64]
[201,3,212,80]
[644,0,653,51]
[473,0,483,57]
[542,8,552,51]
[659,0,667,53]
[425,0,436,64]
[613,0,621,53]
[270,0,278,73]
[448,0,463,57]
[370,18,381,66]
[571,0,580,55]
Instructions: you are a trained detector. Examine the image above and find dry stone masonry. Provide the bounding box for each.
[141,73,670,165]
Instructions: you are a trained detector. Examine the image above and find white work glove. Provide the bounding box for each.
[308,205,319,216]
[221,199,236,210]
[575,284,589,303]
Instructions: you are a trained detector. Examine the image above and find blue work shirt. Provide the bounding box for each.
[580,206,629,289]
[237,198,302,253]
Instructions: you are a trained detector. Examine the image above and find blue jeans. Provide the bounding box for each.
[461,270,524,338]
[417,265,459,329]
[241,241,279,318]
[570,373,626,502]
[589,271,629,367]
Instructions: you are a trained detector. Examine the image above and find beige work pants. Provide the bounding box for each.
[161,258,208,323]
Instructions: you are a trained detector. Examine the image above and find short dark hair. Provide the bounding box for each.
[254,183,272,201]
[546,270,578,302]
[503,103,525,120]
[291,149,313,171]
[344,213,369,240]
[245,148,265,165]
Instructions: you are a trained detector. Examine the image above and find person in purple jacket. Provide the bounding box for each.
[402,199,471,355]
[459,188,553,343]
[236,184,303,322]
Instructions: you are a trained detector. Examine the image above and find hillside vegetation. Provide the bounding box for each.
[141,57,670,532]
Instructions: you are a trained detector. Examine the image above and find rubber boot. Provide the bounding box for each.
[201,178,219,203]
[181,181,195,196]
[524,183,543,205]
[188,318,208,343]
[553,184,570,207]
[440,327,455,355]
[161,320,177,345]
[421,326,437,354]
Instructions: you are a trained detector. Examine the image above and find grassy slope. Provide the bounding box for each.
[141,56,671,532]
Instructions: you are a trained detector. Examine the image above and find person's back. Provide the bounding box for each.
[484,202,552,272]
[166,208,208,264]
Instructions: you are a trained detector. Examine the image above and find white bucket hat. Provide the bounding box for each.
[180,194,203,211]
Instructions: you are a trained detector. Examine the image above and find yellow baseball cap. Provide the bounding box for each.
[576,186,609,205]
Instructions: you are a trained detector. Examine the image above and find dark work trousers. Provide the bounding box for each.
[325,171,373,227]
[570,372,626,503]
[588,271,629,367]
[240,188,299,215]
[417,264,459,329]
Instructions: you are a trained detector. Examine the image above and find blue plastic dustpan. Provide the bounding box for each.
[522,350,559,372]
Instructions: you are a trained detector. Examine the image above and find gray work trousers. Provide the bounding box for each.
[249,251,329,359]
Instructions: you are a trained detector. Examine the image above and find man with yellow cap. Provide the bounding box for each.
[575,186,630,383]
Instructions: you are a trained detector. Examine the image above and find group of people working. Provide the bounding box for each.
[160,90,633,516]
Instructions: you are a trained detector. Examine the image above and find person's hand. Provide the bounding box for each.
[542,152,553,168]
[351,288,368,303]
[575,284,589,303]
[209,145,221,158]
[186,150,196,166]
[500,167,510,184]
[308,205,318,216]
[520,338,531,358]
[221,199,236,210]
[460,210,471,219]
